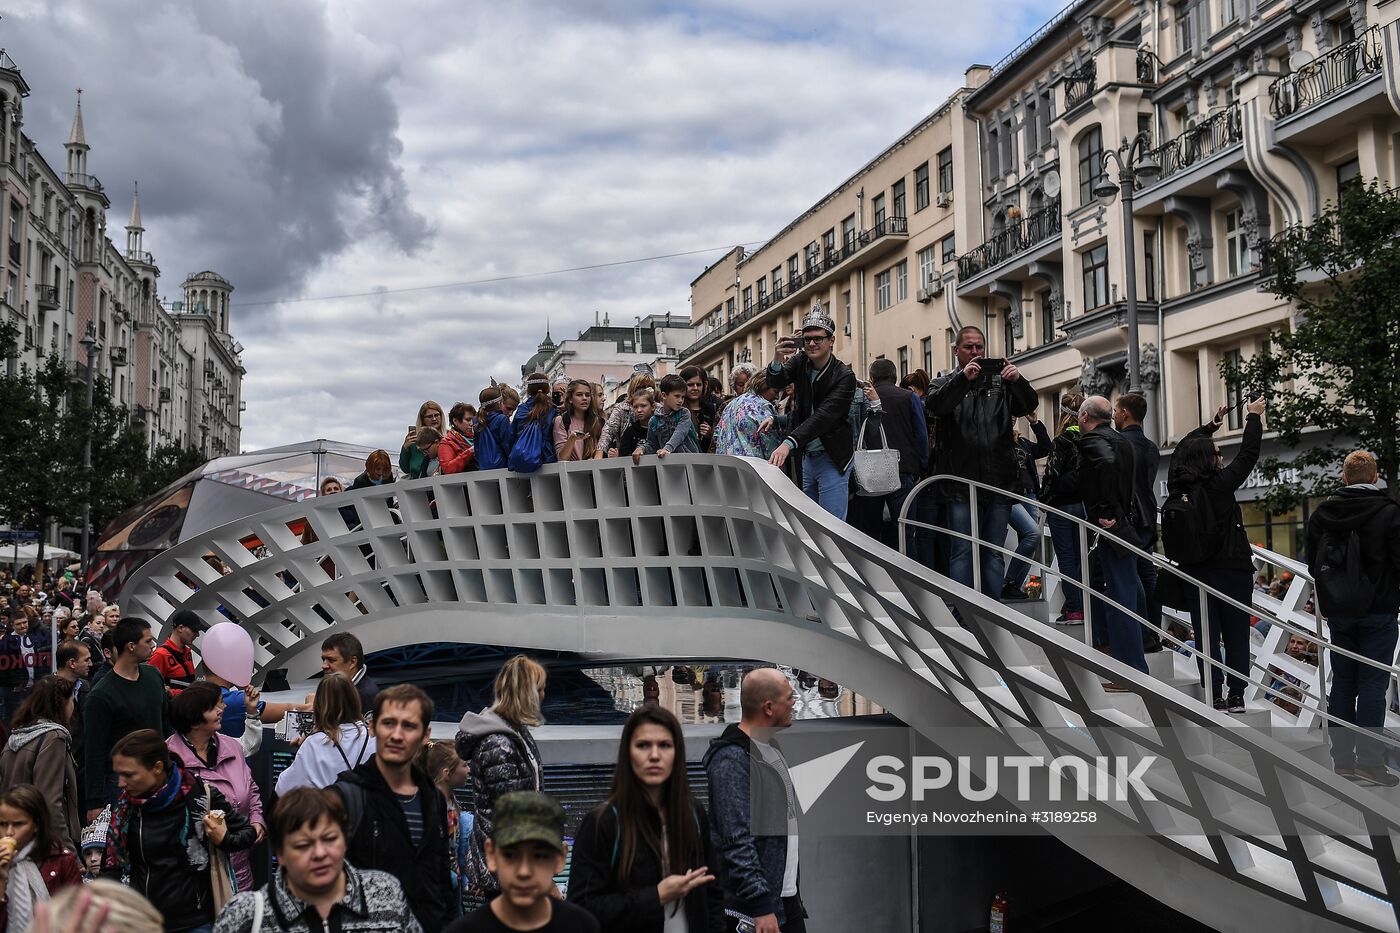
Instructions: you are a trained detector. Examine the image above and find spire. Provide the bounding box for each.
[67,89,87,149]
[127,181,143,231]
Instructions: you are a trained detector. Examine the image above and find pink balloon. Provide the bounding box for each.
[200,621,255,686]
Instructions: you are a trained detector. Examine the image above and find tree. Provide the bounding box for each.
[1227,181,1400,511]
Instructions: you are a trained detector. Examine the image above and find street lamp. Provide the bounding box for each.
[78,323,101,581]
[1093,131,1160,396]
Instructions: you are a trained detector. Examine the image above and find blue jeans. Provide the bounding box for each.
[1047,504,1087,613]
[1328,613,1399,769]
[1134,527,1160,634]
[1096,543,1148,675]
[1003,501,1041,589]
[943,498,1013,599]
[800,451,851,521]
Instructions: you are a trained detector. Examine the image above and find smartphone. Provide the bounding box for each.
[1234,391,1263,414]
[278,710,316,741]
[975,357,1006,374]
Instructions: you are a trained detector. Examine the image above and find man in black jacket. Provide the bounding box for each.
[767,302,858,520]
[333,683,454,932]
[850,358,929,547]
[1076,396,1148,681]
[1307,450,1400,786]
[927,326,1037,598]
[1114,392,1163,650]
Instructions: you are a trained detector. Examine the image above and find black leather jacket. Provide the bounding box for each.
[927,366,1037,498]
[105,777,256,932]
[1072,425,1138,546]
[766,353,858,469]
[1167,415,1262,571]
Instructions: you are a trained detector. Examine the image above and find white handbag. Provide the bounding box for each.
[852,416,902,496]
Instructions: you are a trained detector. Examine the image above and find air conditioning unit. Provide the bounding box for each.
[936,191,952,208]
[916,280,946,303]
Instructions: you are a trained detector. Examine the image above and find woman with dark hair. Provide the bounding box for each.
[568,705,722,932]
[166,682,265,892]
[597,372,656,458]
[474,384,517,471]
[0,676,80,850]
[1166,397,1267,713]
[899,369,930,398]
[555,379,603,461]
[102,729,256,932]
[275,673,374,794]
[680,366,718,453]
[1041,390,1088,625]
[0,784,82,932]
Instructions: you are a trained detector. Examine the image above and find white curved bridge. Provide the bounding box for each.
[122,457,1400,933]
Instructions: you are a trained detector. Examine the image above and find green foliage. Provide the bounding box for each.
[1227,181,1400,511]
[0,324,206,562]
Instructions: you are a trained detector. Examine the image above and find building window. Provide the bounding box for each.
[1040,291,1056,345]
[892,179,906,219]
[787,255,799,283]
[725,297,735,320]
[988,127,1001,179]
[1144,231,1156,301]
[1225,209,1251,277]
[1224,348,1243,430]
[937,147,954,194]
[823,229,836,260]
[918,245,938,285]
[898,346,910,378]
[843,290,852,333]
[1220,0,1239,26]
[940,235,956,265]
[1004,311,1016,358]
[1176,5,1193,55]
[771,267,783,297]
[757,279,767,305]
[743,286,753,311]
[876,270,892,310]
[806,242,820,270]
[873,194,886,229]
[915,162,930,210]
[1082,243,1109,310]
[1001,118,1016,173]
[1337,157,1361,198]
[842,215,856,249]
[895,261,908,302]
[921,337,933,375]
[1078,127,1103,206]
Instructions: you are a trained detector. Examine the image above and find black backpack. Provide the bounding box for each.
[1160,484,1222,565]
[1315,527,1379,618]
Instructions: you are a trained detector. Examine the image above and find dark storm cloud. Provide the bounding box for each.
[3,0,430,319]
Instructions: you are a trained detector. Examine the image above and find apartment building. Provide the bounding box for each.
[0,53,244,457]
[519,312,692,401]
[683,0,1399,560]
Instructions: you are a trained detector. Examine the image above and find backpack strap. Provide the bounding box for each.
[251,891,265,933]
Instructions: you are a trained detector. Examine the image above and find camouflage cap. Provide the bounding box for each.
[492,790,566,853]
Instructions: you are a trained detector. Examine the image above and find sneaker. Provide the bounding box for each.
[1227,693,1245,713]
[1002,584,1029,601]
[1334,764,1357,780]
[1053,611,1084,626]
[1213,697,1227,713]
[1102,682,1131,693]
[1352,765,1400,787]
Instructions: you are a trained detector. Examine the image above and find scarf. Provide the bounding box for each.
[6,840,49,933]
[105,762,197,872]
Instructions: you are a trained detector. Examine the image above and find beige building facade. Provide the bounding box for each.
[0,53,244,458]
[685,0,1400,559]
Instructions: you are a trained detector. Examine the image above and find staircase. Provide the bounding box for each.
[121,456,1400,932]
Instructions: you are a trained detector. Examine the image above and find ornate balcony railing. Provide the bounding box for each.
[1064,60,1096,109]
[1144,104,1241,183]
[36,284,59,310]
[1258,185,1399,277]
[957,197,1061,282]
[67,173,103,193]
[1136,48,1161,84]
[678,216,908,360]
[1269,26,1383,120]
[129,250,155,265]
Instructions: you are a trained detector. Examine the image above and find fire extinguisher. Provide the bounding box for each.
[990,890,1008,932]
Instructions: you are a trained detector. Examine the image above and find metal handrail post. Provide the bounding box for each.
[1079,519,1093,649]
[970,484,982,596]
[1198,586,1213,708]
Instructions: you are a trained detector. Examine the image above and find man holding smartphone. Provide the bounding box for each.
[766,302,858,520]
[927,326,1038,599]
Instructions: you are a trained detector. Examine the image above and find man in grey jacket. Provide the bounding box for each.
[703,667,806,933]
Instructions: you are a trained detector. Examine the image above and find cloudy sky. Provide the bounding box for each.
[5,0,1063,451]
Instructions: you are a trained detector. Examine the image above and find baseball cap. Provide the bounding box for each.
[169,608,210,634]
[492,791,566,853]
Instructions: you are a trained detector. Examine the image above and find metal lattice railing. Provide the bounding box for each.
[122,458,1400,933]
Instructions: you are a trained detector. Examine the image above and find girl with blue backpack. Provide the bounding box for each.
[474,384,515,471]
[509,372,558,473]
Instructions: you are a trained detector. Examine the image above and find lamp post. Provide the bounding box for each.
[1093,131,1160,395]
[78,323,101,581]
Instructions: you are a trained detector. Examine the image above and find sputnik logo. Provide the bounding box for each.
[787,741,866,814]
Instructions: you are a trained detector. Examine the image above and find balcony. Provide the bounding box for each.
[1258,186,1398,278]
[109,346,128,367]
[1135,49,1161,85]
[678,215,908,360]
[159,386,171,403]
[1269,27,1382,120]
[67,173,103,193]
[36,284,59,310]
[1064,60,1096,110]
[1143,104,1241,183]
[957,198,1062,282]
